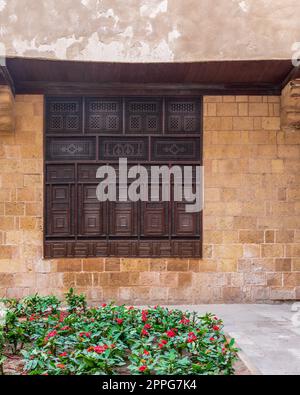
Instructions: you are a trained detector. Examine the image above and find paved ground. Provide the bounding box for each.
[168,304,300,375]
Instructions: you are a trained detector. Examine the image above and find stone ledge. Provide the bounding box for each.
[0,85,15,132]
[281,79,300,130]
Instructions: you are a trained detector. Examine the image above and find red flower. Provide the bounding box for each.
[144,323,151,329]
[209,337,215,342]
[56,364,65,369]
[139,365,147,372]
[29,314,35,321]
[187,332,197,343]
[88,345,104,353]
[159,339,168,348]
[179,317,190,325]
[59,352,67,357]
[213,325,220,331]
[141,329,149,336]
[59,311,67,322]
[141,309,148,322]
[45,330,57,341]
[143,349,149,355]
[166,330,176,338]
[116,318,123,325]
[79,332,91,338]
[93,345,109,354]
[101,303,107,307]
[61,326,70,331]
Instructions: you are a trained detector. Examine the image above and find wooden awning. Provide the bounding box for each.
[1,57,300,96]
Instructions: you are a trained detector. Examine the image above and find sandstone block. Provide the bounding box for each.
[104,258,120,271]
[270,286,295,300]
[267,273,283,286]
[239,230,264,244]
[216,103,238,116]
[120,259,149,271]
[82,259,104,272]
[275,258,292,272]
[56,260,82,272]
[262,244,284,258]
[166,259,189,271]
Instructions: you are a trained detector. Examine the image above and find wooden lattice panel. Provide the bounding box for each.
[45,96,202,258]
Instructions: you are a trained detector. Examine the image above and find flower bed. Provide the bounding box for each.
[0,289,238,375]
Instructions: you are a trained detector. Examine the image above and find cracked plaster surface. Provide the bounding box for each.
[0,0,299,62]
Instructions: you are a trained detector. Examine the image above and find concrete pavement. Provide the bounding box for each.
[167,304,300,375]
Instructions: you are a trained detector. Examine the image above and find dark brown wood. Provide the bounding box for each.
[280,65,300,90]
[0,65,15,96]
[44,95,203,258]
[44,240,201,258]
[6,58,296,95]
[14,81,281,96]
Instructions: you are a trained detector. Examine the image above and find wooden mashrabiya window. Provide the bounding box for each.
[44,96,203,258]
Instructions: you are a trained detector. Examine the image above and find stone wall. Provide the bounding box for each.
[0,93,300,304]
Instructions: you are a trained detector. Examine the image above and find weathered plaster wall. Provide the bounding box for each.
[0,0,299,63]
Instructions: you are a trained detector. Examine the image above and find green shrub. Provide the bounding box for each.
[1,290,238,375]
[0,303,7,375]
[65,288,87,313]
[20,294,61,316]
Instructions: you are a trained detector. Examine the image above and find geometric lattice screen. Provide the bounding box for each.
[44,96,202,258]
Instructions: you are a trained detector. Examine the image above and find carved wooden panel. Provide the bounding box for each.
[99,137,148,161]
[109,202,138,236]
[152,241,172,257]
[86,98,122,133]
[46,137,96,161]
[44,239,200,258]
[173,202,200,236]
[78,164,99,182]
[172,240,201,257]
[77,164,139,183]
[46,98,82,133]
[137,241,153,257]
[45,96,202,258]
[46,164,75,182]
[44,242,67,258]
[166,98,201,134]
[141,202,169,236]
[125,98,162,133]
[151,137,200,161]
[109,241,137,257]
[94,241,109,256]
[46,185,73,237]
[78,185,106,236]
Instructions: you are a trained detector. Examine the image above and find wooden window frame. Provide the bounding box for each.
[43,94,203,259]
